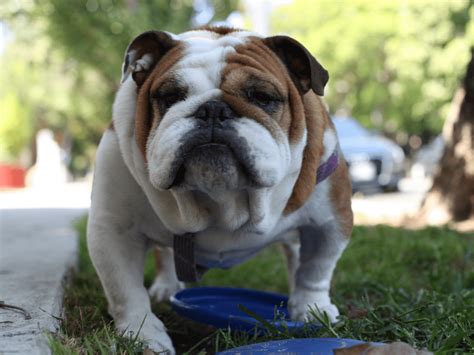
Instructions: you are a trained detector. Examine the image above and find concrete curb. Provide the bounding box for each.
[0,208,84,355]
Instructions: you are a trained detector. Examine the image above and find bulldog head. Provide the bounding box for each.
[118,28,329,230]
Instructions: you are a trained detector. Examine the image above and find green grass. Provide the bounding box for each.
[50,217,474,354]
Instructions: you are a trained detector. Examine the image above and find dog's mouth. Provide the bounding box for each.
[170,143,234,188]
[163,129,264,190]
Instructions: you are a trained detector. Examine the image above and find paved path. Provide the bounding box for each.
[351,178,429,225]
[352,190,425,225]
[0,183,89,354]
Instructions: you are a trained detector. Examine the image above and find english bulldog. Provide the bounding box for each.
[87,27,353,353]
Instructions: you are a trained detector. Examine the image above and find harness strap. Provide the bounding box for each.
[173,233,208,282]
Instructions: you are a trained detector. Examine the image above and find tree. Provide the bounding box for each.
[417,49,474,226]
[0,7,77,165]
[0,93,32,163]
[1,0,237,174]
[272,0,474,144]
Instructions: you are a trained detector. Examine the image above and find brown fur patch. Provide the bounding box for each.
[197,26,242,36]
[329,152,354,237]
[220,68,286,142]
[135,45,184,159]
[108,121,114,131]
[284,92,327,214]
[221,37,308,144]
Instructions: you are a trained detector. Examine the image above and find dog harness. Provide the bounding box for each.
[173,149,340,282]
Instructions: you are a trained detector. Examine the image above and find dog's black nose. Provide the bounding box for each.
[194,100,236,123]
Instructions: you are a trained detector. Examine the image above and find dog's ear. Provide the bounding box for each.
[263,35,328,96]
[121,31,176,86]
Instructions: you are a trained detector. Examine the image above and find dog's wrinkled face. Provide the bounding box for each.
[123,29,328,197]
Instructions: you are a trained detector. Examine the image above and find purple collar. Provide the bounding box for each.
[316,149,339,184]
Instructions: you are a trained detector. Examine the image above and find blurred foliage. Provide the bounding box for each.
[0,93,32,163]
[273,0,474,142]
[0,0,236,173]
[2,0,473,171]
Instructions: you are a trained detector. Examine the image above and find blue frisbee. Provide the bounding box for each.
[217,338,384,354]
[170,286,316,332]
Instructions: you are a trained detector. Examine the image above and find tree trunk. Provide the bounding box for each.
[417,49,474,226]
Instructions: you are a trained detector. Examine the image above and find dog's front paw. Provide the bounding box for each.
[288,288,340,323]
[116,313,175,354]
[149,275,185,303]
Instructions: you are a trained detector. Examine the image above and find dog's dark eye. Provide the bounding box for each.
[161,92,184,108]
[153,89,186,114]
[253,91,273,105]
[246,88,281,112]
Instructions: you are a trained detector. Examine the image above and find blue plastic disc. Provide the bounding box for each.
[170,286,315,332]
[217,338,384,354]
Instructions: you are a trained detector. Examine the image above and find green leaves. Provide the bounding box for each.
[273,0,474,139]
[1,0,236,171]
[0,93,32,162]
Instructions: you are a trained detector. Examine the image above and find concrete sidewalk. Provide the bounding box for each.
[0,183,89,354]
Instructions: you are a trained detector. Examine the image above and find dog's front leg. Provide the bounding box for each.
[288,224,348,323]
[149,247,185,302]
[87,223,174,354]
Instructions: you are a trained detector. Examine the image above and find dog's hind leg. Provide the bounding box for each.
[149,247,185,302]
[288,158,353,324]
[287,223,348,323]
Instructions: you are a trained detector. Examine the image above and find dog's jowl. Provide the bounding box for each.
[87,27,353,353]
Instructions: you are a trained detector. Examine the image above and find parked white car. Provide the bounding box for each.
[333,117,405,192]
